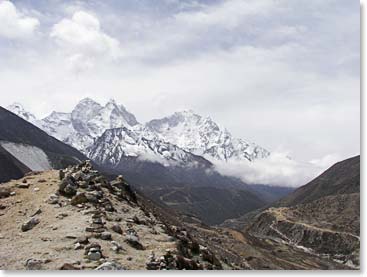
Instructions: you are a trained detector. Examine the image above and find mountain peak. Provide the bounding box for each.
[79,97,99,104]
[174,110,201,119]
[106,98,117,106]
[7,102,37,123]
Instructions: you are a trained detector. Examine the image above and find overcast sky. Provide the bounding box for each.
[0,0,360,168]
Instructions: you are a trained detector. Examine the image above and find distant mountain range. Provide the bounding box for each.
[4,99,288,225]
[7,98,270,166]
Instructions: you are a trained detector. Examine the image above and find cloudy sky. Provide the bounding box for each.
[0,0,360,181]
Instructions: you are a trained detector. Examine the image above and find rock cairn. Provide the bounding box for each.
[47,161,223,270]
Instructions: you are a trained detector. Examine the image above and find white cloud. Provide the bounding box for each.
[213,152,339,187]
[50,10,122,66]
[309,153,342,168]
[0,0,39,39]
[0,0,359,165]
[67,53,94,74]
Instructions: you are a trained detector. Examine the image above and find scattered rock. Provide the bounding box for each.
[88,251,102,261]
[111,224,123,234]
[30,208,42,217]
[76,236,89,245]
[33,188,40,192]
[59,176,77,197]
[70,192,88,206]
[56,213,68,219]
[95,261,125,270]
[17,183,30,189]
[59,263,80,270]
[21,217,40,232]
[10,191,16,196]
[101,231,112,240]
[25,258,43,270]
[125,234,144,250]
[0,187,11,198]
[74,243,84,250]
[111,241,124,253]
[47,194,59,204]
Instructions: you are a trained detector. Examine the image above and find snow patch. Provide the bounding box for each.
[1,141,52,171]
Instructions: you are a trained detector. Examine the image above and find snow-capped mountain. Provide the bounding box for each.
[8,98,139,152]
[7,98,270,167]
[88,127,211,168]
[146,110,270,162]
[7,103,38,125]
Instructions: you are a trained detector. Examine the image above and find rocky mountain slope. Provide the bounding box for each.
[0,106,90,182]
[0,161,354,270]
[0,161,226,270]
[222,156,360,269]
[274,155,360,207]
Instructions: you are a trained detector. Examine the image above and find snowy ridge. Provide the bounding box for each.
[88,127,210,168]
[146,110,270,162]
[6,103,38,125]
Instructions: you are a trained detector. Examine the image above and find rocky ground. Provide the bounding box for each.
[0,161,223,270]
[246,199,360,269]
[0,161,359,270]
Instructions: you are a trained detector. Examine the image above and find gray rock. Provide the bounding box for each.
[88,251,101,261]
[30,208,42,217]
[125,234,144,250]
[59,176,77,197]
[47,194,59,204]
[111,241,124,253]
[21,217,40,232]
[101,231,112,240]
[76,236,89,245]
[25,258,43,270]
[74,242,84,250]
[111,224,123,234]
[17,183,30,189]
[95,261,125,270]
[70,192,88,206]
[59,263,80,270]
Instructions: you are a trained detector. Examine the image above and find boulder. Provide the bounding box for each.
[125,234,144,250]
[25,259,43,270]
[111,224,123,234]
[70,193,88,206]
[59,263,80,270]
[95,261,125,270]
[101,231,112,240]
[17,183,30,189]
[58,176,77,197]
[21,217,40,232]
[47,194,59,204]
[0,187,11,198]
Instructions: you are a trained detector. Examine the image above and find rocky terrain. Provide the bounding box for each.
[0,161,226,270]
[221,156,360,269]
[0,160,358,270]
